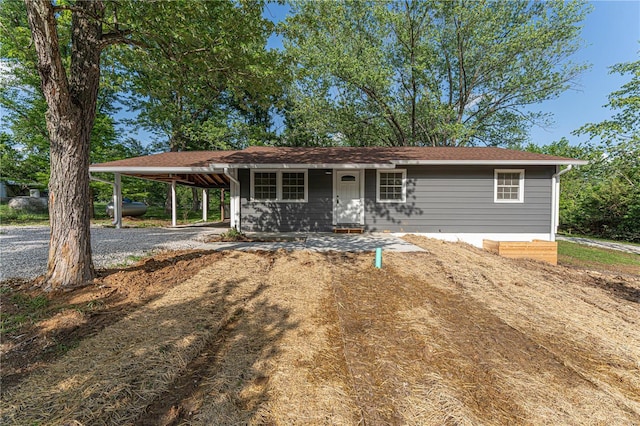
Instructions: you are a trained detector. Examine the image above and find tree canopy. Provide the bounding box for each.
[283,0,590,147]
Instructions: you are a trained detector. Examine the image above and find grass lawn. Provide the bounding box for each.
[558,240,640,275]
[0,202,221,227]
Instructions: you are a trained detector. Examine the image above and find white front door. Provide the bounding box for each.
[336,171,362,224]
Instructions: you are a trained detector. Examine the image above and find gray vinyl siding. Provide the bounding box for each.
[364,166,554,233]
[239,169,334,232]
[239,165,554,233]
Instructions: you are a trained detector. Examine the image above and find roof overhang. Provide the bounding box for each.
[391,159,589,166]
[211,163,397,169]
[89,166,231,189]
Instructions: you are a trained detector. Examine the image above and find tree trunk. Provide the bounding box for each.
[25,0,104,289]
[191,187,200,211]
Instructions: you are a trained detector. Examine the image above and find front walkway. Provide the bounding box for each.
[556,235,640,255]
[205,232,425,253]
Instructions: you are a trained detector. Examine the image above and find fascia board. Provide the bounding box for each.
[392,159,589,166]
[89,166,213,173]
[210,163,397,169]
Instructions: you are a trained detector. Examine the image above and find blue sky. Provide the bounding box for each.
[528,1,639,146]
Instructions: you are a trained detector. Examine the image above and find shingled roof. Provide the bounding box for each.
[90,146,586,171]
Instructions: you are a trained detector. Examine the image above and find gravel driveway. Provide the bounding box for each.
[0,226,424,281]
[0,226,217,281]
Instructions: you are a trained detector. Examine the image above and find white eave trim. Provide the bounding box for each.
[89,166,222,174]
[392,159,588,166]
[90,159,587,174]
[210,163,397,169]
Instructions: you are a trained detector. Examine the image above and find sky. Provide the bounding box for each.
[527,0,640,147]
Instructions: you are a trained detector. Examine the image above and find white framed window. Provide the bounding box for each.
[251,169,308,202]
[494,169,524,203]
[377,169,407,203]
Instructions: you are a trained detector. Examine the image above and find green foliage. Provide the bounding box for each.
[283,0,590,147]
[116,0,286,151]
[529,59,640,242]
[0,202,50,225]
[0,0,147,190]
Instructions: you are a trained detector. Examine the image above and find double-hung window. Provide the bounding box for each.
[377,169,407,203]
[251,170,307,202]
[494,169,524,203]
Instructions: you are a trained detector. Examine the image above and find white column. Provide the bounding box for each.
[229,169,240,230]
[113,172,122,229]
[202,188,208,222]
[171,180,177,227]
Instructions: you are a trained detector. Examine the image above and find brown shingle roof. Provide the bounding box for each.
[222,146,581,165]
[90,146,585,170]
[90,150,236,169]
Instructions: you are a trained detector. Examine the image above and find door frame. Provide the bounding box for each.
[332,169,365,225]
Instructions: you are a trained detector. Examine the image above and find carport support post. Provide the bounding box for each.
[113,172,122,229]
[202,188,208,222]
[171,180,177,227]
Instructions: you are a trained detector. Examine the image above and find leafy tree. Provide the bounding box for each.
[283,0,590,147]
[571,58,640,241]
[4,0,280,289]
[117,0,284,152]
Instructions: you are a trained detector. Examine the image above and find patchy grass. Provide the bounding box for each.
[0,287,50,334]
[558,240,640,275]
[0,204,49,225]
[0,202,221,227]
[92,203,221,228]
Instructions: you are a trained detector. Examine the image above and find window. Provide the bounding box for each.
[377,169,406,203]
[281,172,306,201]
[251,170,307,202]
[494,169,524,203]
[253,172,277,201]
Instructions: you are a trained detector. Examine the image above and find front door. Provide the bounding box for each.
[336,171,362,224]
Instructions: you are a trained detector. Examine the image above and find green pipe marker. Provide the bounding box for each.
[375,247,382,268]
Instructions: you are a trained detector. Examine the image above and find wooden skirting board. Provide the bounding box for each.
[333,228,364,234]
[483,239,558,265]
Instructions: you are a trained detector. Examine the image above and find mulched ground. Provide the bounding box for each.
[2,240,639,425]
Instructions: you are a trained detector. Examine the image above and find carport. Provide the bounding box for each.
[89,151,239,228]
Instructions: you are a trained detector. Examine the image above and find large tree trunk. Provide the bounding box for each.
[25,0,104,289]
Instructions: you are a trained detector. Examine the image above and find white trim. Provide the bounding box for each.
[386,232,553,248]
[217,163,396,170]
[376,169,407,203]
[89,166,215,173]
[392,159,587,166]
[89,160,587,175]
[494,169,525,203]
[250,169,308,203]
[333,169,365,225]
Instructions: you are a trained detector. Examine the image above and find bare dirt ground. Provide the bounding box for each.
[1,238,639,425]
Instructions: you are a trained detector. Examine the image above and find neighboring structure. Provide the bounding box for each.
[89,146,587,247]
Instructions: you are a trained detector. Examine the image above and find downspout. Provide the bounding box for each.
[550,165,573,241]
[90,173,122,229]
[223,167,240,231]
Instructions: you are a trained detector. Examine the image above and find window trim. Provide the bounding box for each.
[250,169,308,203]
[376,169,407,203]
[494,169,525,203]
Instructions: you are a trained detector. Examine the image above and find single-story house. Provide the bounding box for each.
[89,146,587,247]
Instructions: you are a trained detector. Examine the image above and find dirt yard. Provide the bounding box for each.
[1,237,639,425]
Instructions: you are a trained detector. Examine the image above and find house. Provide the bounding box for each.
[89,146,587,247]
